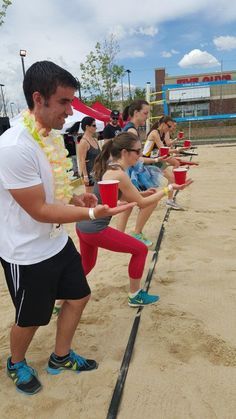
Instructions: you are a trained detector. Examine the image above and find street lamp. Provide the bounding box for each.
[125,69,132,100]
[10,102,15,118]
[0,84,7,116]
[120,76,124,105]
[19,49,27,77]
[75,78,82,100]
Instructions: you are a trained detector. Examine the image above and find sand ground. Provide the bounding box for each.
[0,144,236,419]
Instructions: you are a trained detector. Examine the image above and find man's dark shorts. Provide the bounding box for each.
[0,237,90,327]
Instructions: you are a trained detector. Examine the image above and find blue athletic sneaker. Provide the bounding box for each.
[47,350,98,375]
[7,357,42,395]
[128,289,160,307]
[132,232,153,247]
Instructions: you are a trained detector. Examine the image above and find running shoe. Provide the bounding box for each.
[131,232,153,247]
[7,357,42,395]
[47,350,98,375]
[166,199,183,210]
[128,289,160,307]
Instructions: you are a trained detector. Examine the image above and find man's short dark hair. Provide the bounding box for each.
[23,61,79,110]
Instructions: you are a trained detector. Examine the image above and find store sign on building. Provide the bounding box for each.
[177,74,232,84]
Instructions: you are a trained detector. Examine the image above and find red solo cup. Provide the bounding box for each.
[159,147,169,156]
[98,180,120,207]
[173,168,187,185]
[184,139,191,148]
[178,131,184,139]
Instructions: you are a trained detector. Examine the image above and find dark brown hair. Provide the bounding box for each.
[122,99,149,121]
[147,115,174,136]
[93,132,139,180]
[23,61,78,110]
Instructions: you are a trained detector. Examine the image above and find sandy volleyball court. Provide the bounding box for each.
[0,144,236,419]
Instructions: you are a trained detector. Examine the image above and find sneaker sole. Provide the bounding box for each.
[166,204,183,210]
[7,369,42,396]
[46,363,98,375]
[128,298,160,307]
[16,384,42,396]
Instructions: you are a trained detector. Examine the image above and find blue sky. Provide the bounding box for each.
[1,0,236,112]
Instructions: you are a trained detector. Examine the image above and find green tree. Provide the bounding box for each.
[133,87,146,100]
[80,35,125,108]
[0,0,12,26]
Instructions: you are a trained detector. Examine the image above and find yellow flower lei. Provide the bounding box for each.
[23,110,74,203]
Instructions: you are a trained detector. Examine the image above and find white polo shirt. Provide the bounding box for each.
[0,122,68,265]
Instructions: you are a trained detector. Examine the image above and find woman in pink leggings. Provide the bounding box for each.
[76,132,192,307]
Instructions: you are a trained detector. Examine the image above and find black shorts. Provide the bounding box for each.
[0,237,91,327]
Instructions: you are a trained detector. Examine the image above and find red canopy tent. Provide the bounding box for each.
[72,97,110,126]
[91,101,111,116]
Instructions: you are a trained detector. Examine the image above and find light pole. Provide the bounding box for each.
[19,49,27,78]
[125,69,132,100]
[77,79,82,100]
[120,76,124,105]
[10,102,15,118]
[0,83,7,116]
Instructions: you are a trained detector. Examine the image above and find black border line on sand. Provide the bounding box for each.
[106,207,172,419]
[106,155,194,419]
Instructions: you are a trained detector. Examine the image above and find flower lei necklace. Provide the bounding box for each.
[23,110,74,203]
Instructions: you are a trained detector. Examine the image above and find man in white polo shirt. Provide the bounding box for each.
[0,61,134,395]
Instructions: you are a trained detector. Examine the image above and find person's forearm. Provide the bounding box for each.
[140,156,159,164]
[138,188,169,208]
[79,160,88,178]
[34,202,91,224]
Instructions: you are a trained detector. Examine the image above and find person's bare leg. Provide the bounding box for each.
[116,207,133,232]
[134,203,157,234]
[85,185,93,194]
[10,324,38,363]
[163,168,174,200]
[54,296,90,356]
[129,278,141,293]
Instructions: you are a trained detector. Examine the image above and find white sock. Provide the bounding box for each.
[129,289,141,298]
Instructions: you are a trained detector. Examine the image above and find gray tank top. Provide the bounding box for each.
[76,181,122,234]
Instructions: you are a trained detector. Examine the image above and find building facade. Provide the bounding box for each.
[155,68,236,119]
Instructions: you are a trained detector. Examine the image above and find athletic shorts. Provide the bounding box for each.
[0,237,91,327]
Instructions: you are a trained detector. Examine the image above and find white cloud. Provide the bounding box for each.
[109,25,127,40]
[121,50,145,58]
[1,0,236,109]
[213,35,236,50]
[161,49,179,58]
[130,26,158,37]
[178,49,220,68]
[162,51,172,58]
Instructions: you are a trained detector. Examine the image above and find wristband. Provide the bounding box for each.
[88,208,96,220]
[168,184,174,191]
[83,175,89,179]
[163,187,169,196]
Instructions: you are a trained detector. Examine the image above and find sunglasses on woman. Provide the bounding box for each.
[126,148,142,155]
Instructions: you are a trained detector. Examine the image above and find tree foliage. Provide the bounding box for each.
[133,87,146,100]
[0,0,12,26]
[80,35,125,108]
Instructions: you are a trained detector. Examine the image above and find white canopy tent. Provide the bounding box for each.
[10,108,105,133]
[62,108,105,133]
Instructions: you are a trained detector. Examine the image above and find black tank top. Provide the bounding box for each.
[83,139,100,175]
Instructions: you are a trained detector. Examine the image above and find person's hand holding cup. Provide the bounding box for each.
[98,180,120,208]
[159,146,169,157]
[173,167,188,185]
[184,139,191,148]
[178,131,184,139]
